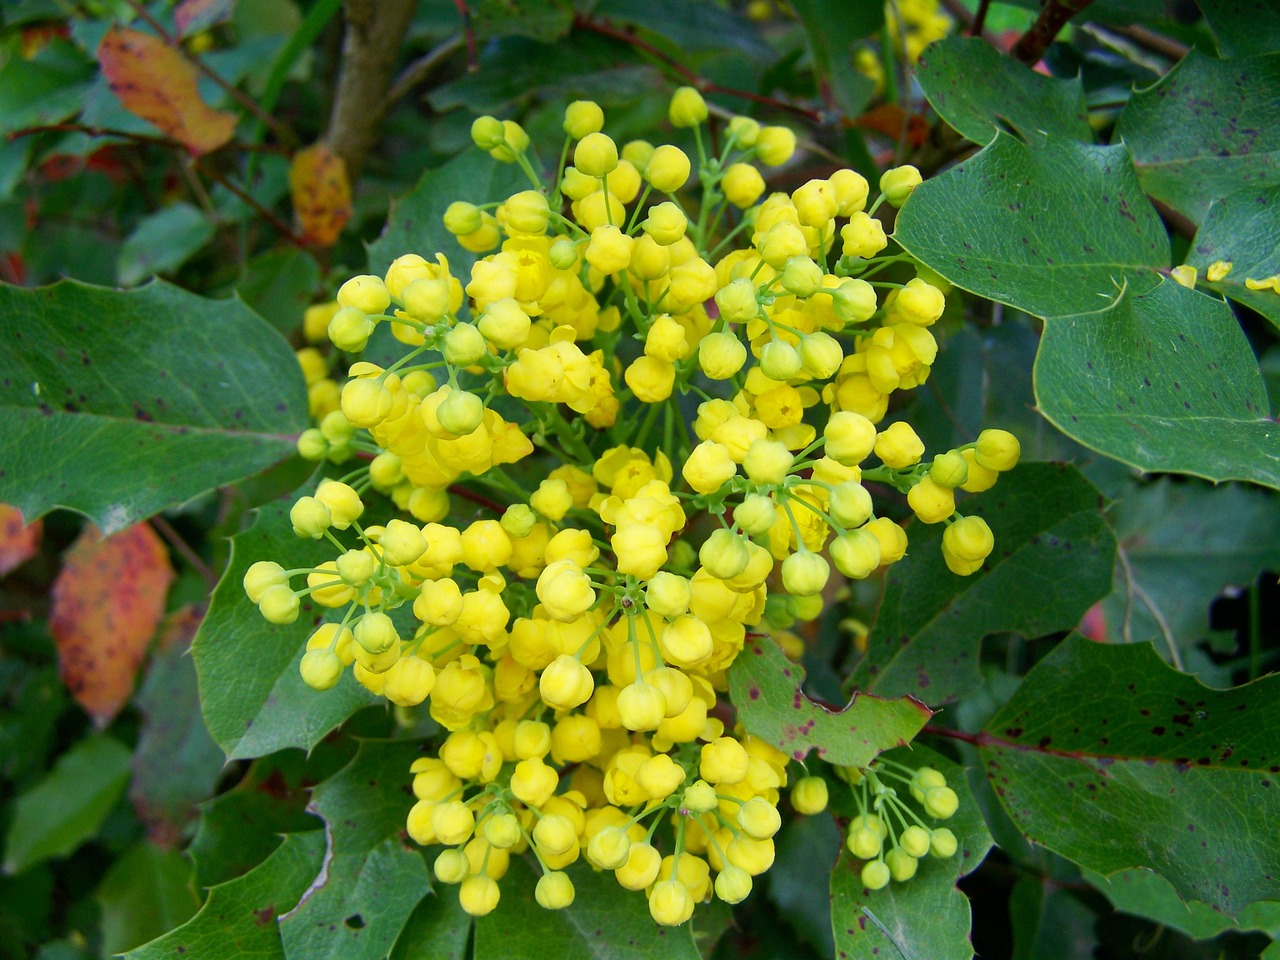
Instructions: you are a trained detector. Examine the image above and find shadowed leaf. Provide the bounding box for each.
[852,463,1114,702]
[1186,185,1280,334]
[0,503,41,576]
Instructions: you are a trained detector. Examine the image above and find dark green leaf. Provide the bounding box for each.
[0,280,308,533]
[95,842,201,955]
[0,39,94,135]
[768,813,840,956]
[1034,280,1280,489]
[916,36,1091,145]
[368,151,528,277]
[1098,478,1280,651]
[830,746,993,960]
[389,891,472,960]
[894,135,1168,318]
[789,0,880,118]
[979,634,1280,919]
[1086,866,1280,941]
[473,856,703,960]
[130,623,227,840]
[279,740,431,960]
[1115,50,1280,223]
[124,831,326,960]
[236,247,323,335]
[1186,185,1280,333]
[472,0,574,41]
[1008,877,1098,960]
[188,754,323,889]
[1198,0,1280,57]
[117,203,217,287]
[729,635,933,765]
[3,734,131,875]
[591,0,774,61]
[851,463,1115,702]
[192,494,377,760]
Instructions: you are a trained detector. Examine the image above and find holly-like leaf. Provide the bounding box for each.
[368,150,529,277]
[1115,49,1280,224]
[0,38,95,136]
[97,27,238,156]
[0,279,309,533]
[1097,478,1280,651]
[1186,185,1280,333]
[0,503,41,577]
[1198,0,1280,57]
[979,634,1280,919]
[472,856,703,960]
[124,831,326,960]
[894,135,1167,319]
[916,36,1091,146]
[729,635,932,765]
[1085,866,1280,942]
[279,740,431,960]
[95,842,201,955]
[193,493,377,760]
[830,745,993,960]
[50,522,173,725]
[471,0,575,41]
[117,202,216,286]
[3,734,132,875]
[289,143,351,248]
[130,607,226,844]
[188,754,325,889]
[850,463,1114,702]
[1034,280,1280,490]
[389,891,472,960]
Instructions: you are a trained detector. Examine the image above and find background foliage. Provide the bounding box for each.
[0,0,1277,958]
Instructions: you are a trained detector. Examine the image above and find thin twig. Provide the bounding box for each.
[387,34,465,104]
[1116,541,1184,671]
[1114,542,1138,644]
[575,15,824,124]
[178,155,217,219]
[151,515,217,588]
[970,0,993,38]
[7,122,286,155]
[1112,24,1190,62]
[194,160,321,261]
[125,0,295,144]
[1011,0,1096,65]
[452,0,478,70]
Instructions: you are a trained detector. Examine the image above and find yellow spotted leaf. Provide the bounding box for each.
[289,143,352,247]
[97,26,237,156]
[0,503,41,576]
[51,523,174,725]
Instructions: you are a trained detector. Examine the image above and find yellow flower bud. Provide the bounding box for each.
[755,126,796,166]
[874,421,925,468]
[669,86,708,127]
[723,162,766,207]
[574,131,619,178]
[564,99,604,138]
[645,144,692,193]
[879,164,922,206]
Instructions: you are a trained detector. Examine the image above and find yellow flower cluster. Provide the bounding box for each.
[248,88,1017,924]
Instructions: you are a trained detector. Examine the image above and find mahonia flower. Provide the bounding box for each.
[250,90,1011,926]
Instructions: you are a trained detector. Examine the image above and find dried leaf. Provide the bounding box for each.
[0,503,41,576]
[289,143,352,247]
[50,523,174,725]
[97,27,237,156]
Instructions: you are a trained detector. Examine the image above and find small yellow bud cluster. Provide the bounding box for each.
[855,0,954,93]
[255,88,1010,926]
[839,759,959,888]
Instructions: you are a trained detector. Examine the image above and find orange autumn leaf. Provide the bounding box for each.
[852,103,930,149]
[0,504,41,577]
[290,142,352,247]
[50,523,174,726]
[97,26,237,156]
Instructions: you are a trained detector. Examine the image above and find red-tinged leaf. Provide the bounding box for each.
[50,523,175,725]
[97,27,237,156]
[0,503,41,576]
[175,0,234,37]
[289,143,352,247]
[853,103,929,148]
